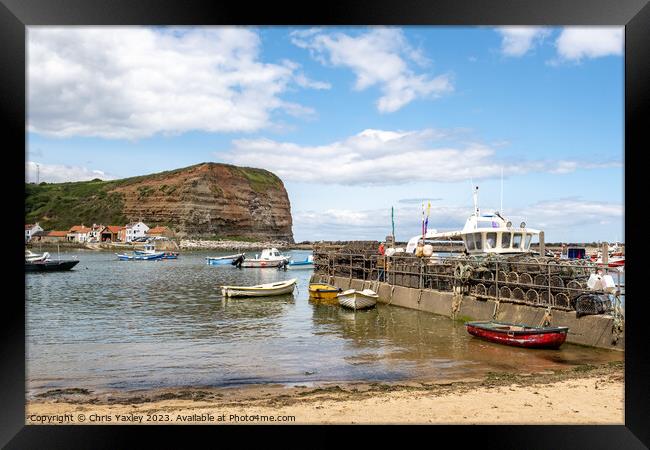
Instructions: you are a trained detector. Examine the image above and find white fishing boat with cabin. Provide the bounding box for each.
[405,186,540,257]
[221,278,297,297]
[238,248,290,268]
[337,289,378,310]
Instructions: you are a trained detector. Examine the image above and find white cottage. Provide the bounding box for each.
[125,221,150,242]
[67,225,92,243]
[25,222,43,242]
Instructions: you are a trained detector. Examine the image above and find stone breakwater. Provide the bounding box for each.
[179,239,296,251]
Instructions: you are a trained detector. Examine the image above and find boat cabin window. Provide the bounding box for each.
[524,234,532,249]
[512,233,522,248]
[486,232,497,249]
[477,220,495,229]
[466,233,475,250]
[501,232,511,248]
[473,232,482,250]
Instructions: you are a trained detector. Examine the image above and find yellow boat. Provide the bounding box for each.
[308,283,341,301]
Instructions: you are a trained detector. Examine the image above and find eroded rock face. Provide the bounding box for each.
[110,163,294,242]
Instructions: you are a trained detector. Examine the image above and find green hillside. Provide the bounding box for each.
[25,178,127,230]
[25,163,285,230]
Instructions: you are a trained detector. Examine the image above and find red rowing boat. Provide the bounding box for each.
[465,321,569,349]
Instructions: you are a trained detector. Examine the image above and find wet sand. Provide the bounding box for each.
[26,361,623,425]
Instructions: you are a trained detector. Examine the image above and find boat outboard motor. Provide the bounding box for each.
[232,254,245,269]
[277,259,289,271]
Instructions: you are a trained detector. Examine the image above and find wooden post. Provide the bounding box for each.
[539,231,545,257]
[602,242,609,266]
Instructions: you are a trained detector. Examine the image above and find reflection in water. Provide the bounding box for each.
[26,250,622,395]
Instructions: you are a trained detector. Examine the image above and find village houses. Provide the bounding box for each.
[26,221,172,244]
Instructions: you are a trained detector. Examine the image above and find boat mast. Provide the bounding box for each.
[473,185,480,217]
[500,167,503,215]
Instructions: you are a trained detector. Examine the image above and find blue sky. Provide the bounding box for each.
[26,26,624,243]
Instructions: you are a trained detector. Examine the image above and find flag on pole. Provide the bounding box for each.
[424,201,431,234]
[421,202,425,237]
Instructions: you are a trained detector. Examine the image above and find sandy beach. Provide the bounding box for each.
[26,362,623,425]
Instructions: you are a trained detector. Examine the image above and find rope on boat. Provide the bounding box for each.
[388,286,395,305]
[540,306,552,327]
[417,289,423,305]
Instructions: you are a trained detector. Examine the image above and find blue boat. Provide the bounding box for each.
[116,251,165,261]
[134,250,179,259]
[287,255,314,270]
[206,253,244,265]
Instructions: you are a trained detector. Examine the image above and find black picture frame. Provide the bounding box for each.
[2,0,647,447]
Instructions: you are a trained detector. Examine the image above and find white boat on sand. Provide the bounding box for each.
[221,278,297,297]
[337,289,378,310]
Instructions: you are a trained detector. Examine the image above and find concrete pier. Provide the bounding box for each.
[311,273,624,351]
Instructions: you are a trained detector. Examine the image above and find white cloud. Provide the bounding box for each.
[555,27,623,61]
[291,28,453,112]
[26,161,116,183]
[28,27,328,139]
[519,198,623,230]
[293,204,468,241]
[496,27,551,57]
[218,128,622,186]
[293,198,623,242]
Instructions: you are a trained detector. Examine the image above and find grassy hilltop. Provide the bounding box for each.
[25,163,285,231]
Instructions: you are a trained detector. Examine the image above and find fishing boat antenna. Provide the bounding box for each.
[500,167,503,215]
[472,185,480,216]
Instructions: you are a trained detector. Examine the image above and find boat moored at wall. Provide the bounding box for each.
[337,289,378,310]
[308,283,341,302]
[465,321,569,349]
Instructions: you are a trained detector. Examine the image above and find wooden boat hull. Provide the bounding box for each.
[337,289,378,310]
[221,278,297,297]
[308,283,340,301]
[25,260,80,272]
[465,321,569,349]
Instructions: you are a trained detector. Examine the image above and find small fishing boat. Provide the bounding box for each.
[135,243,179,259]
[308,283,341,301]
[337,289,378,310]
[116,251,165,261]
[465,321,569,349]
[206,253,245,265]
[287,255,314,270]
[237,248,290,268]
[591,254,625,268]
[221,278,297,297]
[25,259,80,272]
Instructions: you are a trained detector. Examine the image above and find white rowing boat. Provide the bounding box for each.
[221,278,297,297]
[337,289,378,310]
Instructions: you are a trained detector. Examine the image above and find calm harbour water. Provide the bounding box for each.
[26,250,622,396]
